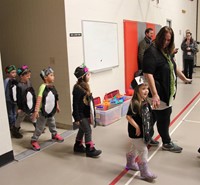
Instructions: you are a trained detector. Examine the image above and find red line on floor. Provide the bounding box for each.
[109,91,200,185]
[108,169,128,185]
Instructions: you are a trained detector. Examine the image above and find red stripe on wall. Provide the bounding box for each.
[124,20,138,95]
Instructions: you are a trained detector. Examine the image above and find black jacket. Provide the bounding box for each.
[143,44,177,105]
[72,84,90,122]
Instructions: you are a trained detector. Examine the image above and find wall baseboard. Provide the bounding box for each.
[0,150,14,167]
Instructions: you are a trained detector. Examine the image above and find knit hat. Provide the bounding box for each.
[5,65,16,74]
[131,70,147,89]
[40,67,54,79]
[17,65,31,76]
[74,64,89,79]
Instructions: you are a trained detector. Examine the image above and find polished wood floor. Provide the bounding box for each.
[1,68,200,185]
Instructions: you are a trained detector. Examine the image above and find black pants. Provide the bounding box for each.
[153,107,172,144]
[183,59,194,79]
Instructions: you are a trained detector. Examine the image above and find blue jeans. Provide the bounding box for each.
[6,101,17,128]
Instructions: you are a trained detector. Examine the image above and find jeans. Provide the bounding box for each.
[6,101,17,128]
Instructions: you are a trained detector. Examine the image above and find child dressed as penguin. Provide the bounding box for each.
[11,65,36,138]
[31,67,64,151]
[72,64,102,158]
[4,65,18,131]
[125,70,157,181]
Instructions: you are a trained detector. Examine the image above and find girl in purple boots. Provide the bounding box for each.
[72,64,101,158]
[125,71,157,181]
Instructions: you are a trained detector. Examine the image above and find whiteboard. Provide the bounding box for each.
[82,20,119,72]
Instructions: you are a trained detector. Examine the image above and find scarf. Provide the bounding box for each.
[162,51,176,105]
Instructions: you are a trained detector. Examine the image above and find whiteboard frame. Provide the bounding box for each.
[82,20,119,73]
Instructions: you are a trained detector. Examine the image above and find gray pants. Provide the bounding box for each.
[31,112,57,141]
[15,110,30,128]
[76,118,92,143]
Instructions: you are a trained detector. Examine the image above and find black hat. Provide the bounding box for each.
[5,65,16,73]
[74,64,89,79]
[17,65,30,76]
[40,67,54,79]
[131,70,146,89]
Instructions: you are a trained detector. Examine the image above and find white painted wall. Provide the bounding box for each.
[65,0,198,101]
[0,55,13,155]
[0,0,198,130]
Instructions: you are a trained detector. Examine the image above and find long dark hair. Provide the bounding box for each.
[74,74,91,95]
[155,26,174,55]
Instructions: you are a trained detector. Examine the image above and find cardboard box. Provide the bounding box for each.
[96,105,121,126]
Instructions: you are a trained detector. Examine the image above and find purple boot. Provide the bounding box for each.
[138,162,157,181]
[126,152,139,171]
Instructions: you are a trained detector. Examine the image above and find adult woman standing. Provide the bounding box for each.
[142,26,183,153]
[181,32,198,82]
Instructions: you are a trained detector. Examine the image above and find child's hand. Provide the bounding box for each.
[135,125,141,136]
[17,109,22,114]
[56,102,60,113]
[74,121,80,126]
[31,112,39,122]
[56,107,60,113]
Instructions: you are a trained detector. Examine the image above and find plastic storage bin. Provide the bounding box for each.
[121,96,132,117]
[96,105,121,126]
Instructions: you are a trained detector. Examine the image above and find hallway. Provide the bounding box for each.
[0,69,200,185]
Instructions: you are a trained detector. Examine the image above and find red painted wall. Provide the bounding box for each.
[124,20,160,95]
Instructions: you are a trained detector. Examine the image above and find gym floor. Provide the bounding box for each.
[0,68,200,185]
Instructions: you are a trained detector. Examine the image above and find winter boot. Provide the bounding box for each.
[126,152,139,171]
[86,142,102,158]
[11,126,23,138]
[74,140,86,153]
[138,162,157,181]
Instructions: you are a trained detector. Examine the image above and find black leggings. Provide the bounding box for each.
[153,107,172,144]
[76,118,92,143]
[183,59,194,79]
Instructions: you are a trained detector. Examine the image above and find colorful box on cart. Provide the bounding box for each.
[95,105,121,126]
[121,96,132,117]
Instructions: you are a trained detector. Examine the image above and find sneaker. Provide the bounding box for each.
[162,142,183,153]
[31,141,40,151]
[149,139,159,146]
[52,134,64,143]
[11,126,23,139]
